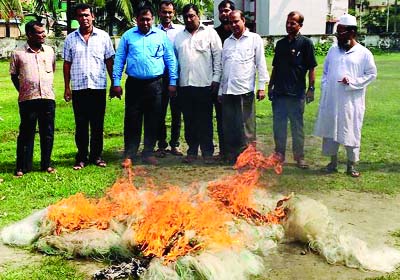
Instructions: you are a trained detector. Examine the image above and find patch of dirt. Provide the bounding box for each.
[1,190,399,279]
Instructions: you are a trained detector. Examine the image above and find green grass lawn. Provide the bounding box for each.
[0,53,400,279]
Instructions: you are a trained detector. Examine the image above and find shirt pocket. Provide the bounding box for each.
[92,51,104,62]
[193,39,210,53]
[148,44,164,58]
[236,48,253,63]
[42,57,53,73]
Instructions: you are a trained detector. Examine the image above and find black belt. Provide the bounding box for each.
[128,75,162,83]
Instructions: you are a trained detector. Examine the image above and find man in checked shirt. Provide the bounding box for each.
[10,21,57,177]
[63,3,115,170]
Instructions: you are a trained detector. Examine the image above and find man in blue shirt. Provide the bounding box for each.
[111,5,178,165]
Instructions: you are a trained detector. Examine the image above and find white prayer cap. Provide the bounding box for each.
[338,14,357,26]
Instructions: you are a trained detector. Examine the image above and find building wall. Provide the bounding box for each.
[214,0,348,35]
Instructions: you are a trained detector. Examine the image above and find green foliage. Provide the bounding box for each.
[264,37,275,57]
[313,42,332,56]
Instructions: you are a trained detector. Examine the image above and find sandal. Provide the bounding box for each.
[94,158,107,167]
[346,167,360,178]
[296,159,309,169]
[15,169,24,177]
[45,167,56,174]
[73,161,85,170]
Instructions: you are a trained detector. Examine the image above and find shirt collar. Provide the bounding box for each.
[133,26,157,36]
[75,26,99,37]
[184,23,206,34]
[286,32,301,42]
[158,22,178,31]
[228,28,250,41]
[25,43,44,53]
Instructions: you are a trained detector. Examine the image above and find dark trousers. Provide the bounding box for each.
[272,96,305,160]
[16,99,55,171]
[72,89,106,163]
[157,76,181,149]
[179,86,214,157]
[222,93,255,159]
[124,76,162,159]
[212,92,224,156]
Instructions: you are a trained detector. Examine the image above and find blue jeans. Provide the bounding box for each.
[272,96,305,160]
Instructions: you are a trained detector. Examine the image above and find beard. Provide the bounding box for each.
[338,39,351,51]
[220,17,229,25]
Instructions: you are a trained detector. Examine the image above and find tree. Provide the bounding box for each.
[0,0,23,20]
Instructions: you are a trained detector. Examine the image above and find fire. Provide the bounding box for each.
[46,146,288,263]
[208,145,287,225]
[133,186,234,262]
[47,161,142,234]
[234,145,283,174]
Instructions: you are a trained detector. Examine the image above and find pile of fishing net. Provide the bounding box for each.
[1,146,400,278]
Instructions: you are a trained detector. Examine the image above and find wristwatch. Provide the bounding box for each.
[308,86,315,91]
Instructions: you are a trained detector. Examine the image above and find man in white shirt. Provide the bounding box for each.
[314,14,377,177]
[174,4,222,164]
[219,10,269,162]
[155,0,185,158]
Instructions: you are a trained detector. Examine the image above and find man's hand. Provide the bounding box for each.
[110,86,123,100]
[64,88,72,102]
[338,76,350,85]
[168,85,177,98]
[217,95,223,103]
[210,81,220,94]
[256,90,265,101]
[306,89,314,104]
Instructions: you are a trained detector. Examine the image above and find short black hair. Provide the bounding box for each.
[25,20,44,35]
[218,0,235,11]
[288,11,304,26]
[136,2,154,17]
[74,3,93,16]
[182,3,199,16]
[159,0,175,10]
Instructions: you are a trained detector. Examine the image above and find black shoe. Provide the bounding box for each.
[321,162,338,173]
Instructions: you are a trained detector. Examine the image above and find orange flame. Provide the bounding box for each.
[47,160,142,234]
[46,147,288,262]
[234,145,283,174]
[133,186,233,262]
[208,145,287,225]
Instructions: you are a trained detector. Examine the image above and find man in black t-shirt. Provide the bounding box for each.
[268,11,317,169]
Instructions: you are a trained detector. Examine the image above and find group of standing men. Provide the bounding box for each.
[10,1,376,178]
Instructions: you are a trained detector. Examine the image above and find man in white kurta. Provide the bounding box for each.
[219,10,269,162]
[314,14,377,177]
